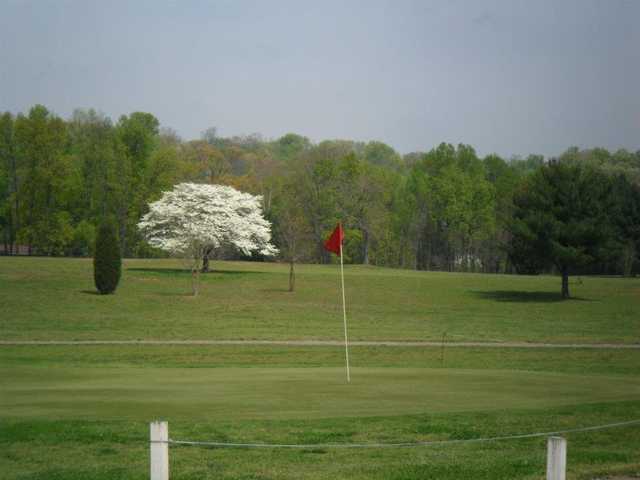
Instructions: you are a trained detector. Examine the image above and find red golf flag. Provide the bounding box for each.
[324,223,344,256]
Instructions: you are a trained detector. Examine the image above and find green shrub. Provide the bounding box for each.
[93,218,121,294]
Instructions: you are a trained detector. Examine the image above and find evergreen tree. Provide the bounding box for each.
[93,218,121,294]
[508,160,613,298]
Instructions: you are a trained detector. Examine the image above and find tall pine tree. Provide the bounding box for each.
[508,160,613,298]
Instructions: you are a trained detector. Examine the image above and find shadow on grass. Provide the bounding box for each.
[80,290,101,295]
[127,267,264,276]
[471,290,594,303]
[261,287,292,293]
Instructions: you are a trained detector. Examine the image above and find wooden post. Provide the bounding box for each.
[546,436,566,480]
[150,421,169,480]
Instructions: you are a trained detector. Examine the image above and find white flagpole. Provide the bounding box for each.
[339,236,351,383]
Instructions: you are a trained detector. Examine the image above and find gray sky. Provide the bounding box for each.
[1,0,638,158]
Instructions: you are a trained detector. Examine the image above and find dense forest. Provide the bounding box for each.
[1,105,639,276]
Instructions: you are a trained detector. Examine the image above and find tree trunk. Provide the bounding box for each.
[11,153,19,256]
[416,227,430,271]
[288,259,295,292]
[465,241,472,272]
[362,229,369,265]
[622,241,635,277]
[201,248,212,273]
[191,266,200,296]
[318,242,329,264]
[561,267,570,299]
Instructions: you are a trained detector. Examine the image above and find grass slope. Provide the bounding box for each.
[1,257,639,343]
[2,258,640,479]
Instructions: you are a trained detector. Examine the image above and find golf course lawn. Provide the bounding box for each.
[1,257,639,343]
[2,346,640,480]
[3,365,639,421]
[1,257,640,479]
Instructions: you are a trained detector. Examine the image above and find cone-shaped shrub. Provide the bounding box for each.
[93,218,121,294]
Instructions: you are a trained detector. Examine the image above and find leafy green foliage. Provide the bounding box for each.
[70,220,96,256]
[508,160,614,297]
[393,143,496,271]
[1,104,639,278]
[93,218,121,294]
[610,175,640,275]
[11,105,70,255]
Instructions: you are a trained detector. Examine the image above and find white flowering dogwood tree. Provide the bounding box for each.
[138,183,277,295]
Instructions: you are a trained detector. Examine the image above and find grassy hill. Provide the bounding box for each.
[1,257,639,343]
[1,257,640,479]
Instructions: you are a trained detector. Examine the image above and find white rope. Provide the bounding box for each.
[164,419,640,449]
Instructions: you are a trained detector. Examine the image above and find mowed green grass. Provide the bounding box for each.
[1,257,639,343]
[2,346,640,479]
[2,258,640,479]
[3,365,638,421]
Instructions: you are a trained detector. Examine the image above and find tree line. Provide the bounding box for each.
[1,105,639,280]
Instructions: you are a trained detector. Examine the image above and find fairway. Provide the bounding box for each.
[2,257,640,343]
[3,366,639,421]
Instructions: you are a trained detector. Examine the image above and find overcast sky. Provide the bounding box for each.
[1,0,638,158]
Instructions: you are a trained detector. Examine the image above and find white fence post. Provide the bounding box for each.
[546,436,566,480]
[150,421,169,480]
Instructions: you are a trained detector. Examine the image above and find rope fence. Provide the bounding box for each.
[164,418,640,449]
[150,418,640,480]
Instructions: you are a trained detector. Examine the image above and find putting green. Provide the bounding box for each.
[2,366,638,421]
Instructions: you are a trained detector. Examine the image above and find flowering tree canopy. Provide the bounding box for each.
[138,182,277,268]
